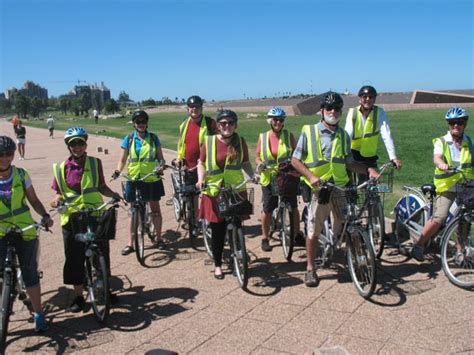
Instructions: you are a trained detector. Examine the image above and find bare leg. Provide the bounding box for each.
[418,219,442,246]
[261,211,271,241]
[149,201,162,241]
[26,285,42,314]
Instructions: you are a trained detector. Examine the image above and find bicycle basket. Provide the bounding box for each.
[276,162,301,196]
[95,206,117,240]
[216,188,254,218]
[457,181,474,209]
[373,169,394,193]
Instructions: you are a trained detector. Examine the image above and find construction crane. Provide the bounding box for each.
[49,79,88,85]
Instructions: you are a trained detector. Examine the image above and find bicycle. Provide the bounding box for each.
[205,178,254,289]
[55,198,120,322]
[166,160,201,249]
[0,221,47,353]
[115,170,160,266]
[314,180,378,299]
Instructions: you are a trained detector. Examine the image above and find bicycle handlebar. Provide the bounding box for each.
[0,221,49,236]
[203,176,255,193]
[55,198,120,214]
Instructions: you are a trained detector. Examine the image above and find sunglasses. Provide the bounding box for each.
[324,104,342,112]
[68,140,86,148]
[448,120,466,127]
[272,118,285,123]
[0,151,14,158]
[219,121,235,127]
[361,95,375,100]
[134,120,147,125]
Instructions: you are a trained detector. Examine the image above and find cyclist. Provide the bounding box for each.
[256,107,304,252]
[196,110,254,279]
[13,119,26,160]
[0,135,53,332]
[50,127,121,313]
[411,107,473,262]
[291,92,377,287]
[176,95,217,233]
[344,85,401,180]
[113,110,166,255]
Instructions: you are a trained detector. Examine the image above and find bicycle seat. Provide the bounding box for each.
[421,184,436,196]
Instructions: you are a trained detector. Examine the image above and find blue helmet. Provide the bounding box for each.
[445,107,469,121]
[64,127,88,145]
[267,107,286,119]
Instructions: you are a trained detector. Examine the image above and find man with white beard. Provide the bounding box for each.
[291,91,378,287]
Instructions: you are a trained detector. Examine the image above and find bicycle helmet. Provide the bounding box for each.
[187,95,203,107]
[64,127,88,145]
[0,135,16,153]
[267,107,286,119]
[216,109,238,123]
[320,91,344,110]
[132,110,149,123]
[358,85,377,97]
[445,107,469,121]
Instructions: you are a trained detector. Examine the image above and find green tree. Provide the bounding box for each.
[92,92,103,113]
[71,97,82,116]
[15,95,29,118]
[118,91,130,103]
[104,98,120,114]
[81,93,91,115]
[59,97,71,114]
[30,97,42,118]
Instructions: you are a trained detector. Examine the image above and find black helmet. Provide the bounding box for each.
[0,136,16,153]
[187,95,203,107]
[132,110,149,123]
[216,109,238,122]
[320,91,344,110]
[358,85,377,97]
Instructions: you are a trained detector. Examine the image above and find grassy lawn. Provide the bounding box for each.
[22,108,472,215]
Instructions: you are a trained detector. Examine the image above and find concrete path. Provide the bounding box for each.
[1,121,473,354]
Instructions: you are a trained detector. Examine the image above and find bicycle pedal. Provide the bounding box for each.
[165,199,174,206]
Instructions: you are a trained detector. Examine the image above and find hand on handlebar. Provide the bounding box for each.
[392,159,402,170]
[368,167,380,180]
[437,162,449,172]
[309,175,321,188]
[195,180,205,191]
[41,213,54,230]
[111,170,120,180]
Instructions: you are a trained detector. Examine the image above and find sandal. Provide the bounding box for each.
[121,245,134,256]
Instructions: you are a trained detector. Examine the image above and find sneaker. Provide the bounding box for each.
[294,231,306,247]
[455,251,465,266]
[121,245,134,256]
[69,295,85,313]
[261,239,272,252]
[305,270,319,287]
[34,313,49,333]
[411,245,425,262]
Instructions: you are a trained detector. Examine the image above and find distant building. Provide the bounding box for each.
[0,93,6,101]
[5,81,48,100]
[69,81,111,107]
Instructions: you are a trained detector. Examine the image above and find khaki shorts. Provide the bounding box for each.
[307,188,345,240]
[432,191,456,224]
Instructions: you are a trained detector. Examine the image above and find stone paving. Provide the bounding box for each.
[1,121,473,354]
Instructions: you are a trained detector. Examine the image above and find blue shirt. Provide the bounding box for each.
[121,131,161,156]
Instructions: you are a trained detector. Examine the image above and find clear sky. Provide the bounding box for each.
[1,0,473,102]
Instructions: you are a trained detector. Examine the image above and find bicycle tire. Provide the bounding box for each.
[231,227,248,289]
[441,218,474,289]
[133,207,146,266]
[280,205,294,261]
[145,203,156,243]
[369,200,385,258]
[186,199,197,248]
[346,228,377,299]
[86,252,110,322]
[0,269,13,353]
[202,220,213,259]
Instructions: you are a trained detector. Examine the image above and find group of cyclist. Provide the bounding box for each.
[0,85,471,333]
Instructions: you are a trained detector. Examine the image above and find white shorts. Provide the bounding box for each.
[16,138,26,145]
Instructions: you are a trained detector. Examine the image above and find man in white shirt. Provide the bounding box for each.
[344,85,401,178]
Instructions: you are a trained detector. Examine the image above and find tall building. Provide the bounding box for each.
[70,82,111,107]
[5,81,48,100]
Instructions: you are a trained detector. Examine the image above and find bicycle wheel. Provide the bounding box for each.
[0,269,13,353]
[133,207,146,266]
[86,252,110,322]
[231,227,248,289]
[145,203,156,243]
[369,200,385,258]
[441,218,474,289]
[202,220,213,259]
[186,199,197,248]
[280,205,294,261]
[346,228,377,299]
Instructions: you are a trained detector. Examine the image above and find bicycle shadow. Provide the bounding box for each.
[6,283,198,354]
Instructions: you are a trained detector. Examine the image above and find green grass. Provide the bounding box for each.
[23,108,472,215]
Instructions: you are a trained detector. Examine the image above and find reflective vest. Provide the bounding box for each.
[258,129,292,187]
[301,124,350,189]
[350,105,380,157]
[433,135,474,193]
[127,132,160,182]
[203,135,245,197]
[0,167,36,240]
[53,157,104,226]
[177,116,213,161]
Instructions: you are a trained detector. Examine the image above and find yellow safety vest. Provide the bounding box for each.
[433,135,474,193]
[258,129,292,187]
[203,135,245,197]
[127,132,160,182]
[177,116,213,161]
[53,156,104,226]
[0,167,36,240]
[301,124,350,189]
[350,105,380,157]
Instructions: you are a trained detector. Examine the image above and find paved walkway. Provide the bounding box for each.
[2,121,473,354]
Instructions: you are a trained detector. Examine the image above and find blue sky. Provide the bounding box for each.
[1,0,472,101]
